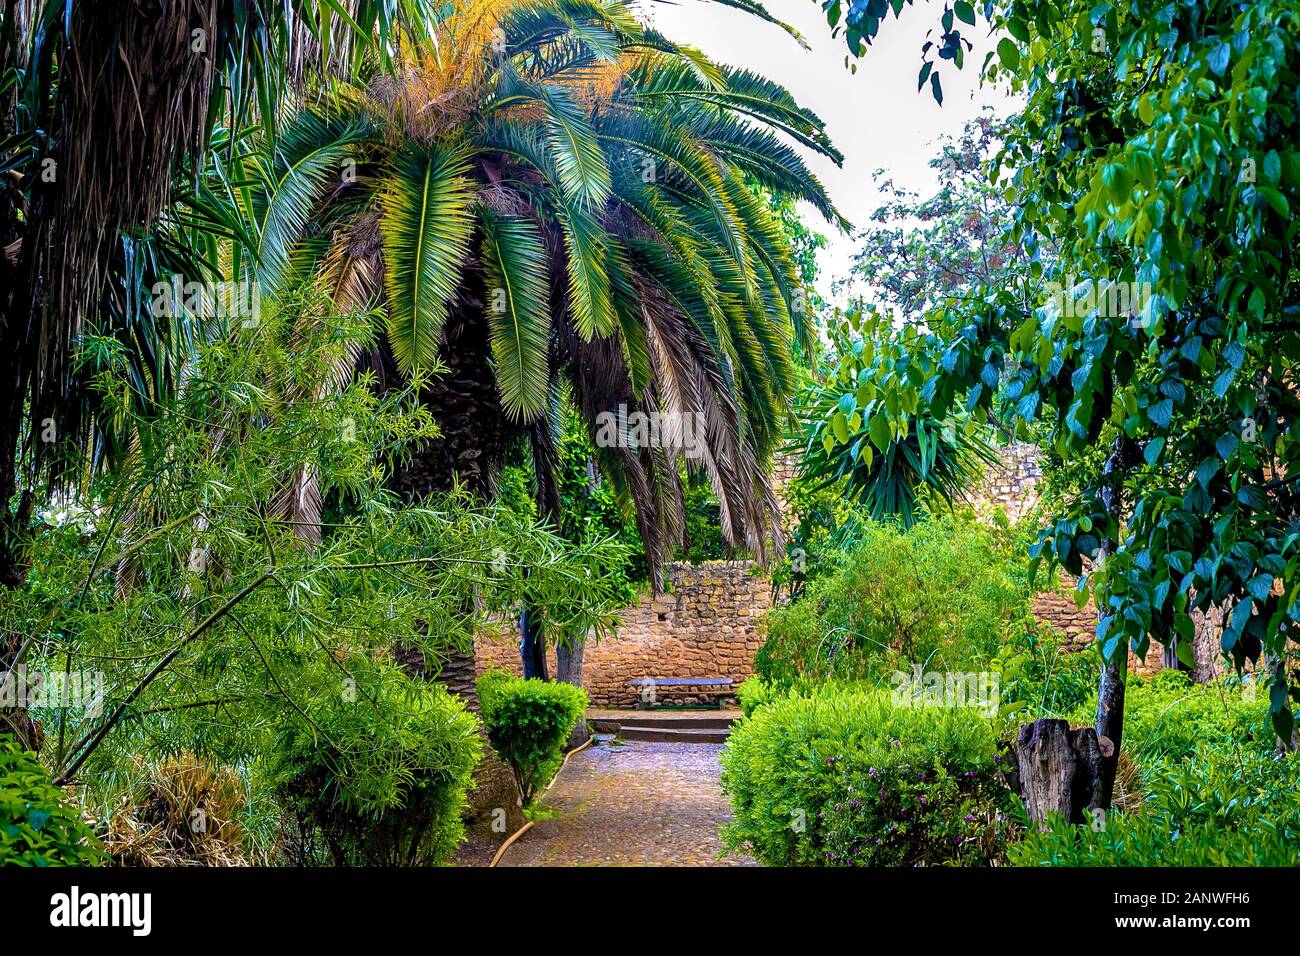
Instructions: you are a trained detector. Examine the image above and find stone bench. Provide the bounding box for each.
[630,676,733,709]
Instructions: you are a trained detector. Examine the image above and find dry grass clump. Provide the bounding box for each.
[103,754,254,867]
[1111,749,1144,814]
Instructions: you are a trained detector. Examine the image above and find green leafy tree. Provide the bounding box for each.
[1,279,626,806]
[820,0,1300,807]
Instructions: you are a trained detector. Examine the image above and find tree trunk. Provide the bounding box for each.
[518,606,548,681]
[1095,646,1128,808]
[382,296,528,848]
[1091,434,1137,810]
[555,634,589,747]
[1011,718,1104,825]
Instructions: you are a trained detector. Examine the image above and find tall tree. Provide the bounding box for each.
[816,0,1300,803]
[194,0,846,686]
[0,0,441,745]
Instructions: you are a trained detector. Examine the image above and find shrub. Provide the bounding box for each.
[993,622,1101,720]
[757,511,1031,687]
[735,675,775,718]
[720,685,1015,866]
[0,738,103,866]
[266,662,482,866]
[1067,669,1268,763]
[477,669,588,805]
[1009,749,1300,866]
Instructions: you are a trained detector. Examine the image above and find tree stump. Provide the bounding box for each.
[1012,718,1104,825]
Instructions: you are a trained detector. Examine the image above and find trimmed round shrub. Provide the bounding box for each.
[0,738,103,866]
[477,669,587,805]
[265,663,482,866]
[721,685,1014,866]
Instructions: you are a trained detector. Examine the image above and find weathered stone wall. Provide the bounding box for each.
[973,441,1043,523]
[477,561,771,707]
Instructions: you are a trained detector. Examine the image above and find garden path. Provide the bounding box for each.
[496,738,755,866]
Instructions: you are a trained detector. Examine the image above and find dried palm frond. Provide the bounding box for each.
[103,753,253,867]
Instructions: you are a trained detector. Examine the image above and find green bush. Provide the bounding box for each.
[265,662,482,866]
[1010,749,1300,866]
[477,669,588,805]
[0,738,103,866]
[994,622,1101,720]
[721,685,1015,866]
[735,675,775,718]
[757,511,1031,687]
[1067,669,1268,763]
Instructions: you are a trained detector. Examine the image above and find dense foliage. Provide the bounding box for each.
[477,669,589,805]
[721,685,1015,866]
[1011,749,1300,866]
[1012,671,1292,865]
[757,510,1033,686]
[2,291,624,815]
[266,660,483,867]
[820,0,1300,744]
[0,739,103,867]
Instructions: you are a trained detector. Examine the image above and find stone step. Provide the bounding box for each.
[615,725,732,744]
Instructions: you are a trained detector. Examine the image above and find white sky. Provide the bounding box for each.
[648,0,1013,301]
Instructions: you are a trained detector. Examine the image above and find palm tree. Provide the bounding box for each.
[185,0,845,688]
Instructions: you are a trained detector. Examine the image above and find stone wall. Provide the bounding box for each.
[477,561,771,707]
[474,443,1204,707]
[973,441,1043,523]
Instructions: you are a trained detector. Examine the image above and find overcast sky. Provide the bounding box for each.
[649,0,1013,300]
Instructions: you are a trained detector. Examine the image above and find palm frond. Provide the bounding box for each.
[479,210,553,421]
[379,142,476,373]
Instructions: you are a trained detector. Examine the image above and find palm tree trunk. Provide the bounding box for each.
[518,606,547,680]
[384,301,530,846]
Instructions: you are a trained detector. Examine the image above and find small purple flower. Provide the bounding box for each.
[964,814,977,823]
[868,768,879,777]
[919,795,927,804]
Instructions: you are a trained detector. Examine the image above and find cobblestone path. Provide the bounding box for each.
[497,738,756,867]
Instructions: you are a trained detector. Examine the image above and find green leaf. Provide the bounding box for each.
[1102,163,1134,204]
[479,212,552,421]
[1258,186,1289,217]
[868,413,891,452]
[954,1,976,26]
[832,411,850,444]
[997,38,1021,72]
[380,142,476,374]
[1144,437,1164,465]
